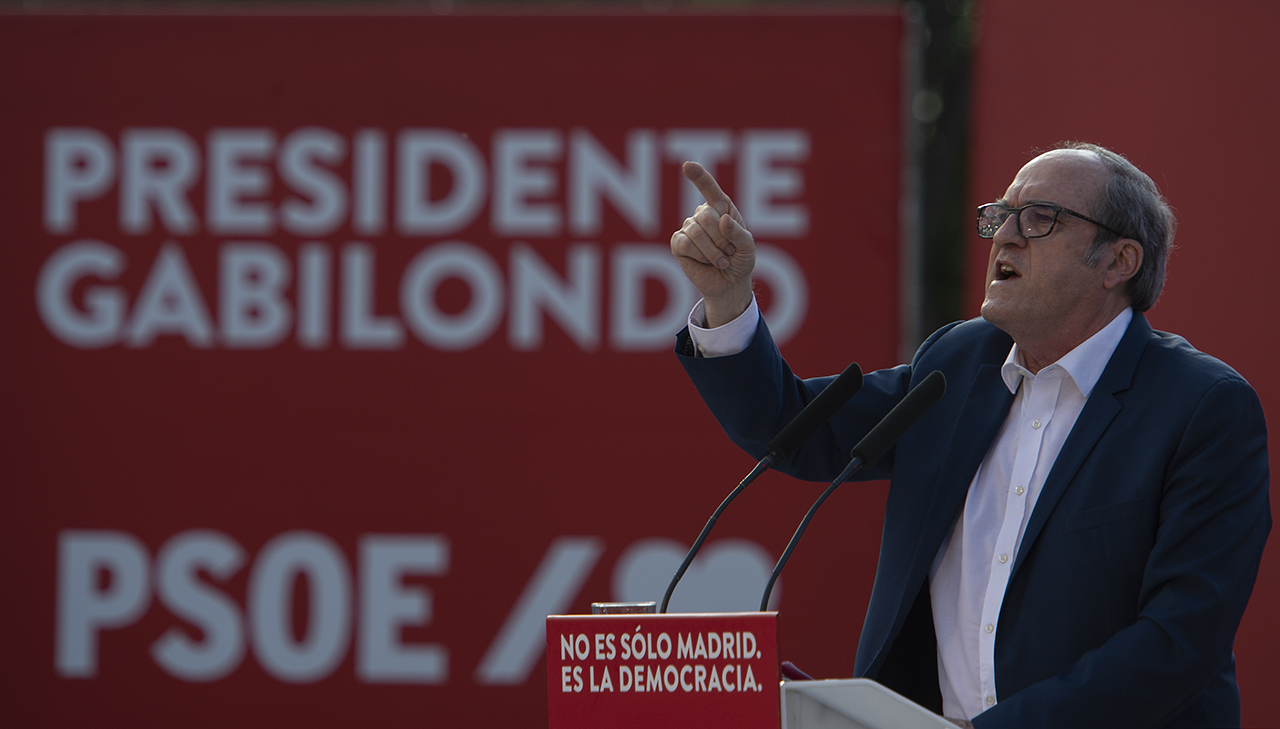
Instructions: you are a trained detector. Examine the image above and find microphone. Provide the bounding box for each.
[759,370,946,611]
[849,370,947,468]
[766,362,866,463]
[659,362,863,613]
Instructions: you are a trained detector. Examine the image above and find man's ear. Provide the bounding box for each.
[1103,238,1143,290]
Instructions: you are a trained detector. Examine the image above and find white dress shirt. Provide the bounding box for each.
[686,297,1134,720]
[929,306,1131,719]
[685,297,762,357]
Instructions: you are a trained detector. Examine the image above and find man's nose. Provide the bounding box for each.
[993,212,1027,246]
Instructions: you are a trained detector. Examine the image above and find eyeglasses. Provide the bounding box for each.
[976,202,1131,241]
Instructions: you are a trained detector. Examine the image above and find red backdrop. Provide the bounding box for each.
[0,9,905,726]
[967,0,1280,723]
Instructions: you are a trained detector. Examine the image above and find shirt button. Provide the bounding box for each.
[1031,419,1042,429]
[1015,486,1026,496]
[985,624,994,633]
[998,554,1009,564]
[986,696,996,707]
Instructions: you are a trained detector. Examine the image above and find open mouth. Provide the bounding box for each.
[995,263,1019,281]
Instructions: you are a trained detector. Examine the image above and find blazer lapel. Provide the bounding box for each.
[869,360,1015,676]
[917,363,1016,575]
[1010,314,1150,576]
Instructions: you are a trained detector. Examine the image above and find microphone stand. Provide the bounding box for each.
[660,454,775,614]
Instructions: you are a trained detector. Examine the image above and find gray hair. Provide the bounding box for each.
[1056,141,1176,312]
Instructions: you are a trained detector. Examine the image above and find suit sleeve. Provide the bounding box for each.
[675,317,959,483]
[974,377,1272,729]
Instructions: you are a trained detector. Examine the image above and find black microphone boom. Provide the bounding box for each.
[850,370,947,468]
[766,362,867,463]
[759,370,946,611]
[659,362,863,614]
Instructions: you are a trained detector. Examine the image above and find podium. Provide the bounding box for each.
[546,612,953,729]
[782,678,954,728]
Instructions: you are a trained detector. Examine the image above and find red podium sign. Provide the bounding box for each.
[547,612,779,729]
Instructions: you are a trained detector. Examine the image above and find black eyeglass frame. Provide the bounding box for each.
[976,202,1134,243]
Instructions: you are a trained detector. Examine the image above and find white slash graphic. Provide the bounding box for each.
[473,537,603,685]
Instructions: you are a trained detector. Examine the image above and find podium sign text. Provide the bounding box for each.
[547,612,779,729]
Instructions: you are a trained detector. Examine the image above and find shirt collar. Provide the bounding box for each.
[1000,308,1133,397]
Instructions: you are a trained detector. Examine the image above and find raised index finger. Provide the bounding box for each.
[682,161,733,216]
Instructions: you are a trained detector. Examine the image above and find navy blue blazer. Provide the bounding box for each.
[677,313,1270,728]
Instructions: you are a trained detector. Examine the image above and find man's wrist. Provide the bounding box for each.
[702,286,754,329]
[686,295,758,358]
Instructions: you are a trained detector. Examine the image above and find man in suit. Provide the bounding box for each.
[670,143,1270,728]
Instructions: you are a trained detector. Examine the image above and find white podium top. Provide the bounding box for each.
[780,678,955,729]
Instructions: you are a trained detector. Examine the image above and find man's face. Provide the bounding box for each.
[980,150,1117,349]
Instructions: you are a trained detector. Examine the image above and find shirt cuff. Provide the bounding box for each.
[686,295,760,358]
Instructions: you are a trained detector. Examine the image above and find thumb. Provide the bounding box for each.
[719,212,755,251]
